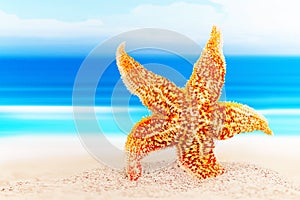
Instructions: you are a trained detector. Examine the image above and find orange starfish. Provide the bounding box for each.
[116,26,273,181]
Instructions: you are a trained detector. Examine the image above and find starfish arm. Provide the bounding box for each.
[116,43,184,114]
[125,115,178,181]
[215,102,273,140]
[177,137,224,179]
[186,26,226,103]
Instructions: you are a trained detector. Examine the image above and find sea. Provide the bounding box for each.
[0,55,300,137]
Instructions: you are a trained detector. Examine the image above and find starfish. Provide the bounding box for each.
[116,26,273,181]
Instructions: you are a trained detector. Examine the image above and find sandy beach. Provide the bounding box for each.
[0,135,300,200]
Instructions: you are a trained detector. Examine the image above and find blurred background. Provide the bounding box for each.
[0,0,299,137]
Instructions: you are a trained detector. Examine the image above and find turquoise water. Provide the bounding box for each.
[0,106,299,137]
[0,56,300,137]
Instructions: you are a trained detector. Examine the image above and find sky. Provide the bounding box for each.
[1,0,300,56]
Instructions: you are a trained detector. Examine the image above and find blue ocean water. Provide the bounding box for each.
[0,55,300,137]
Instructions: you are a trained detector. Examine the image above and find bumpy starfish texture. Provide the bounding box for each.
[116,26,273,181]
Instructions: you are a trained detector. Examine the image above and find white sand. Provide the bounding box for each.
[0,135,300,200]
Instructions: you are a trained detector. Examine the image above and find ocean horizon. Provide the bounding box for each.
[1,55,300,137]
